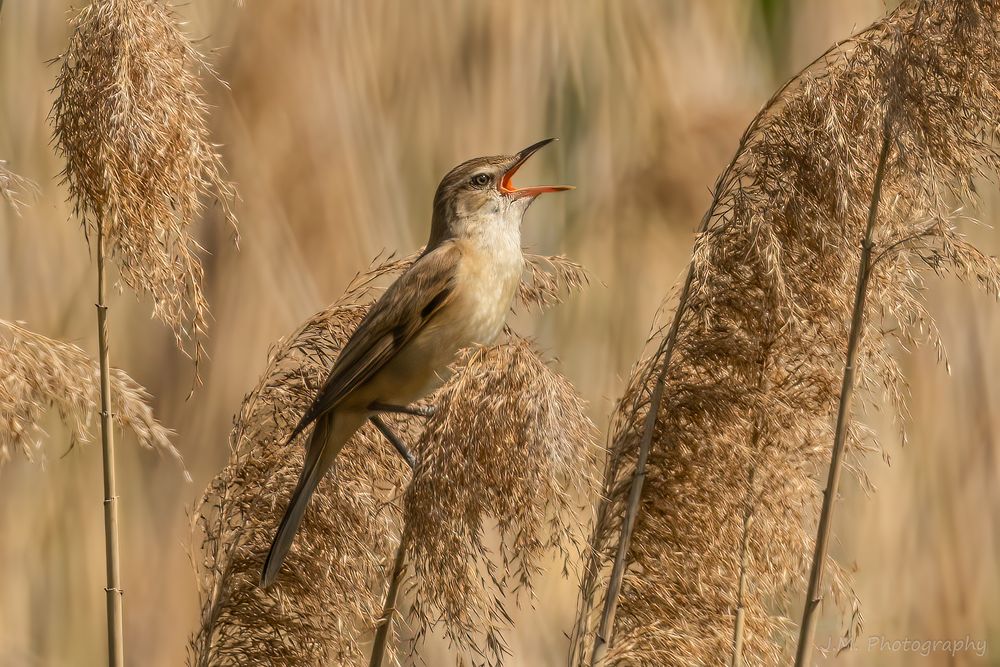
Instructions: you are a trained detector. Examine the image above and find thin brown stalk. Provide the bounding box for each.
[369,421,415,667]
[589,359,667,665]
[369,530,409,667]
[732,359,772,666]
[730,467,756,667]
[794,116,894,667]
[95,217,124,667]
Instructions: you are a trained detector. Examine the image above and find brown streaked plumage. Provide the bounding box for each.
[260,139,572,587]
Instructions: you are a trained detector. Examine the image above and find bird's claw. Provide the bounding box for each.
[369,402,436,418]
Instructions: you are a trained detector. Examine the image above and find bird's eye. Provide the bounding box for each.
[470,173,491,187]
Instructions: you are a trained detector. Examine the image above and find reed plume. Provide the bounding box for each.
[189,253,589,666]
[402,339,596,664]
[188,255,414,667]
[0,160,35,215]
[0,318,177,468]
[572,0,1000,664]
[518,254,589,312]
[51,0,237,369]
[49,1,236,663]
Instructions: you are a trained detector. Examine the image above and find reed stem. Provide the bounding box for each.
[793,117,893,667]
[730,467,756,667]
[369,418,417,666]
[590,273,687,664]
[369,531,408,667]
[97,217,125,667]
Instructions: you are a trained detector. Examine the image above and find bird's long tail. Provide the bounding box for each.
[260,414,334,588]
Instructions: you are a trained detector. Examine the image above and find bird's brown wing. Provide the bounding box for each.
[285,242,462,444]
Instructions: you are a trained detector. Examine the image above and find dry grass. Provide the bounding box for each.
[0,318,177,468]
[46,2,238,661]
[402,339,596,664]
[50,0,236,374]
[189,253,588,666]
[518,254,589,312]
[188,255,413,667]
[0,160,35,214]
[573,1,1000,664]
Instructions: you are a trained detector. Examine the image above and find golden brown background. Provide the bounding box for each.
[1,1,997,665]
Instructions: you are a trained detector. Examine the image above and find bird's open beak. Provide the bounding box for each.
[500,138,574,199]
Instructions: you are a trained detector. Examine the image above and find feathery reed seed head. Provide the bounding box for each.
[0,161,36,215]
[51,0,237,373]
[519,254,589,312]
[190,252,589,666]
[0,319,177,468]
[189,256,413,667]
[403,339,597,664]
[573,1,1000,664]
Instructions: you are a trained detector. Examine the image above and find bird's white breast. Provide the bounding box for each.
[374,212,524,405]
[452,221,524,346]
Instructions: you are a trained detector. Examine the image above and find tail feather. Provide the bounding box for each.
[260,415,333,588]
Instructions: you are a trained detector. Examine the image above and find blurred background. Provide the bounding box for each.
[1,1,998,665]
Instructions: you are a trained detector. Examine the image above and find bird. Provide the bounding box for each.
[260,138,572,587]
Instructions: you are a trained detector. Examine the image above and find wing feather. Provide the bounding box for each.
[285,242,461,444]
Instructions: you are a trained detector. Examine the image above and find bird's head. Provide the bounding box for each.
[428,138,572,248]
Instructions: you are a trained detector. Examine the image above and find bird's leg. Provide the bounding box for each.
[369,415,416,470]
[369,401,436,418]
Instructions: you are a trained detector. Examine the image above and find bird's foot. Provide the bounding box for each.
[369,401,436,418]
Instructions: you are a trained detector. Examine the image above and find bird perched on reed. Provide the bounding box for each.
[260,139,572,587]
